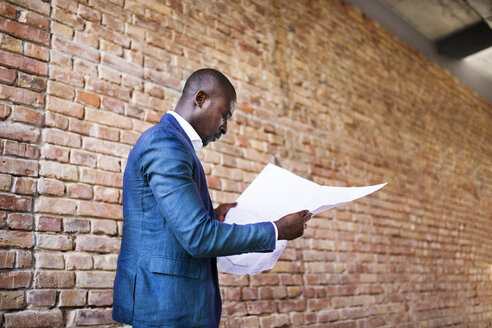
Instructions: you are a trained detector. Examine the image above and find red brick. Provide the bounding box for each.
[40,144,69,163]
[94,186,119,203]
[0,250,15,268]
[144,68,180,88]
[53,6,84,28]
[75,89,100,107]
[68,117,94,136]
[0,49,47,75]
[0,157,38,177]
[15,250,32,268]
[78,5,101,22]
[44,111,69,130]
[36,233,73,251]
[79,200,122,219]
[23,42,49,61]
[52,36,99,62]
[59,290,87,307]
[80,167,123,188]
[0,16,49,45]
[92,219,117,235]
[91,79,132,102]
[0,122,39,143]
[126,104,144,119]
[76,235,120,253]
[0,3,17,19]
[18,10,50,30]
[65,253,93,270]
[18,72,46,93]
[4,310,63,328]
[35,252,64,269]
[39,160,78,181]
[47,95,84,119]
[0,271,31,288]
[5,140,39,159]
[101,51,142,78]
[11,106,42,125]
[0,103,11,120]
[27,289,56,307]
[102,13,124,32]
[0,193,32,211]
[94,124,120,141]
[0,84,44,108]
[0,174,11,191]
[68,308,114,326]
[88,290,113,306]
[64,218,90,233]
[6,213,33,230]
[93,254,117,270]
[51,49,72,66]
[35,271,74,288]
[35,196,76,215]
[50,66,84,87]
[67,183,93,199]
[76,271,115,288]
[242,287,258,300]
[52,20,73,38]
[47,81,74,100]
[9,0,50,15]
[0,32,22,54]
[37,216,62,232]
[13,177,36,195]
[121,130,140,145]
[0,65,16,84]
[97,155,120,172]
[246,301,276,315]
[85,108,132,129]
[278,299,306,313]
[0,291,23,310]
[75,60,97,78]
[37,179,64,196]
[70,149,97,167]
[101,96,124,114]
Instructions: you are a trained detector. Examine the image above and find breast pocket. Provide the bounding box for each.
[149,256,201,280]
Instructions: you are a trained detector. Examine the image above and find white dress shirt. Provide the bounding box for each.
[166,111,278,241]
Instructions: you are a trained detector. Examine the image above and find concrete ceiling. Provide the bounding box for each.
[380,0,492,80]
[348,0,492,102]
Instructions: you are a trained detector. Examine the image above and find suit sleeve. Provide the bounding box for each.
[139,130,276,258]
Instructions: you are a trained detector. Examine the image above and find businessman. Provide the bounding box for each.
[113,68,311,327]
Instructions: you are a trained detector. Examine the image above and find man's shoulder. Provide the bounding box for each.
[136,121,184,148]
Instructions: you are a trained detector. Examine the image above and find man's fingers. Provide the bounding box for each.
[228,202,238,209]
[301,210,312,221]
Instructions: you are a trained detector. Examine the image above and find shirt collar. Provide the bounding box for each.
[167,111,203,152]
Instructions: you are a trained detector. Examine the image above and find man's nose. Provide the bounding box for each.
[220,121,227,135]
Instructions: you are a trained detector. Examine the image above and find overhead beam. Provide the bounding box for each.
[436,21,492,58]
[347,0,492,103]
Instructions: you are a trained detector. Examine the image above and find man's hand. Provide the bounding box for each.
[274,210,312,240]
[214,202,237,222]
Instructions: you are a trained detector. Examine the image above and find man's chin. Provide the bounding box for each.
[204,136,219,146]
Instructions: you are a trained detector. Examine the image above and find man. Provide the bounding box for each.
[113,68,311,327]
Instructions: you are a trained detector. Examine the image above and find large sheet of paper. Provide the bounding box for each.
[217,163,386,275]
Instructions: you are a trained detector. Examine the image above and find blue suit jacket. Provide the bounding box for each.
[112,114,276,327]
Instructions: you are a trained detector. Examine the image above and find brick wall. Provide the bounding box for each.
[0,0,490,327]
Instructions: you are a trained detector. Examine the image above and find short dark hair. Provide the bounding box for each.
[182,68,236,100]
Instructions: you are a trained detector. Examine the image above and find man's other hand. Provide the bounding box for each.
[274,210,312,240]
[214,202,237,222]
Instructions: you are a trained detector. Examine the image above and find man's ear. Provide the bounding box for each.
[195,90,208,108]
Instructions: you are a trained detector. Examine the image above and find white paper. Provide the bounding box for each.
[217,163,386,275]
